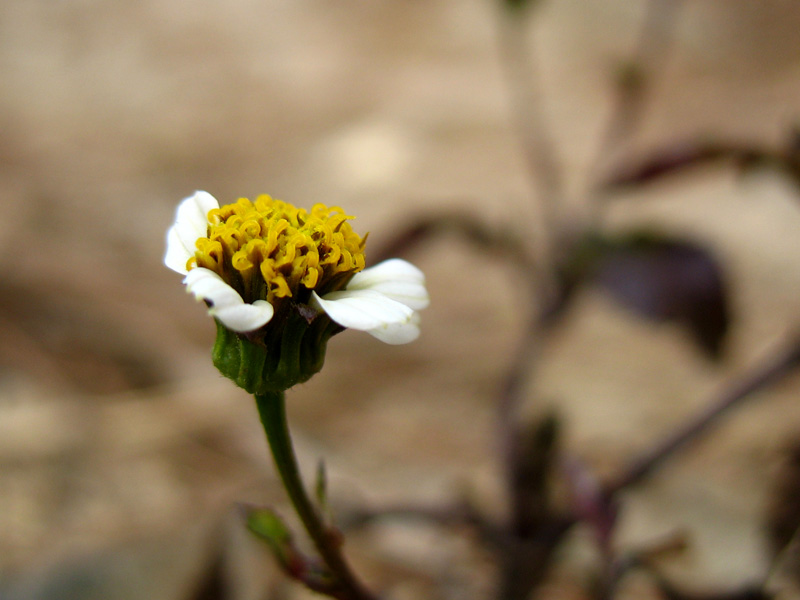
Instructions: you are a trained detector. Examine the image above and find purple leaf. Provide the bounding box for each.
[585,233,730,358]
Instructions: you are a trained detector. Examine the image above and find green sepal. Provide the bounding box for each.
[212,304,341,394]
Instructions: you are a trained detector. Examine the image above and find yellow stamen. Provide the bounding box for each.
[193,195,366,304]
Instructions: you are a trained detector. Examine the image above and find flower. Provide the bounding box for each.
[165,191,429,345]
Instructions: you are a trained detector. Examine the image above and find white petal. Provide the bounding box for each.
[312,289,412,329]
[312,289,421,344]
[164,191,220,274]
[164,226,192,275]
[213,300,274,333]
[184,268,240,307]
[347,259,430,310]
[183,268,273,332]
[366,311,421,345]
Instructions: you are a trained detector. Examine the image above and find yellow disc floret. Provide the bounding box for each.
[190,195,366,305]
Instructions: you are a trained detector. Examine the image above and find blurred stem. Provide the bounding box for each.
[496,5,565,277]
[498,296,563,470]
[607,334,800,494]
[255,391,376,600]
[494,11,580,594]
[495,0,575,485]
[591,0,681,171]
[587,0,682,226]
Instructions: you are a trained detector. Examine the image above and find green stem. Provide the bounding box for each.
[255,391,376,600]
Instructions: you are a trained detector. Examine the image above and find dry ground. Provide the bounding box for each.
[2,1,800,598]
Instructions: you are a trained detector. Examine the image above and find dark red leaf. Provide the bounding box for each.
[584,233,730,358]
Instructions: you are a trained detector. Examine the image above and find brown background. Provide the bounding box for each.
[2,1,800,598]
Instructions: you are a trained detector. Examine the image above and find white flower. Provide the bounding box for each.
[165,191,429,344]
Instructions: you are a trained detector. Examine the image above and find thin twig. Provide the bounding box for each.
[495,4,566,272]
[607,334,800,495]
[497,297,563,477]
[600,139,797,191]
[493,8,581,585]
[588,0,683,186]
[368,211,536,273]
[494,280,573,600]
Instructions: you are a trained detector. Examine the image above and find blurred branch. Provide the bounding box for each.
[364,202,575,600]
[493,6,592,585]
[367,202,577,599]
[589,530,690,600]
[601,135,800,192]
[607,333,800,494]
[588,0,683,186]
[369,210,536,273]
[508,413,560,538]
[496,286,570,468]
[495,3,566,269]
[495,517,575,600]
[494,281,573,600]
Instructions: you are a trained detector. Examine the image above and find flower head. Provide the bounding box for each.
[165,191,428,392]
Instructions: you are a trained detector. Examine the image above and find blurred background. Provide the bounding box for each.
[2,1,800,598]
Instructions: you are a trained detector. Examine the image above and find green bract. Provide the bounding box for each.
[212,307,342,394]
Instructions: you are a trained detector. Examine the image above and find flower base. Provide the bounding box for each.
[212,306,341,394]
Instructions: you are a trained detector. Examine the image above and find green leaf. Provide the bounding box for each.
[242,504,339,594]
[315,460,328,514]
[244,505,299,571]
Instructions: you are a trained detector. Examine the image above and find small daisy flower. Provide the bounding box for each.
[165,191,429,392]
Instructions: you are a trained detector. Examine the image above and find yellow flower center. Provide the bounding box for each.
[190,195,367,304]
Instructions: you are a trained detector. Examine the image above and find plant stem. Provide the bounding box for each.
[588,0,681,182]
[495,3,565,277]
[607,334,800,494]
[255,391,376,600]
